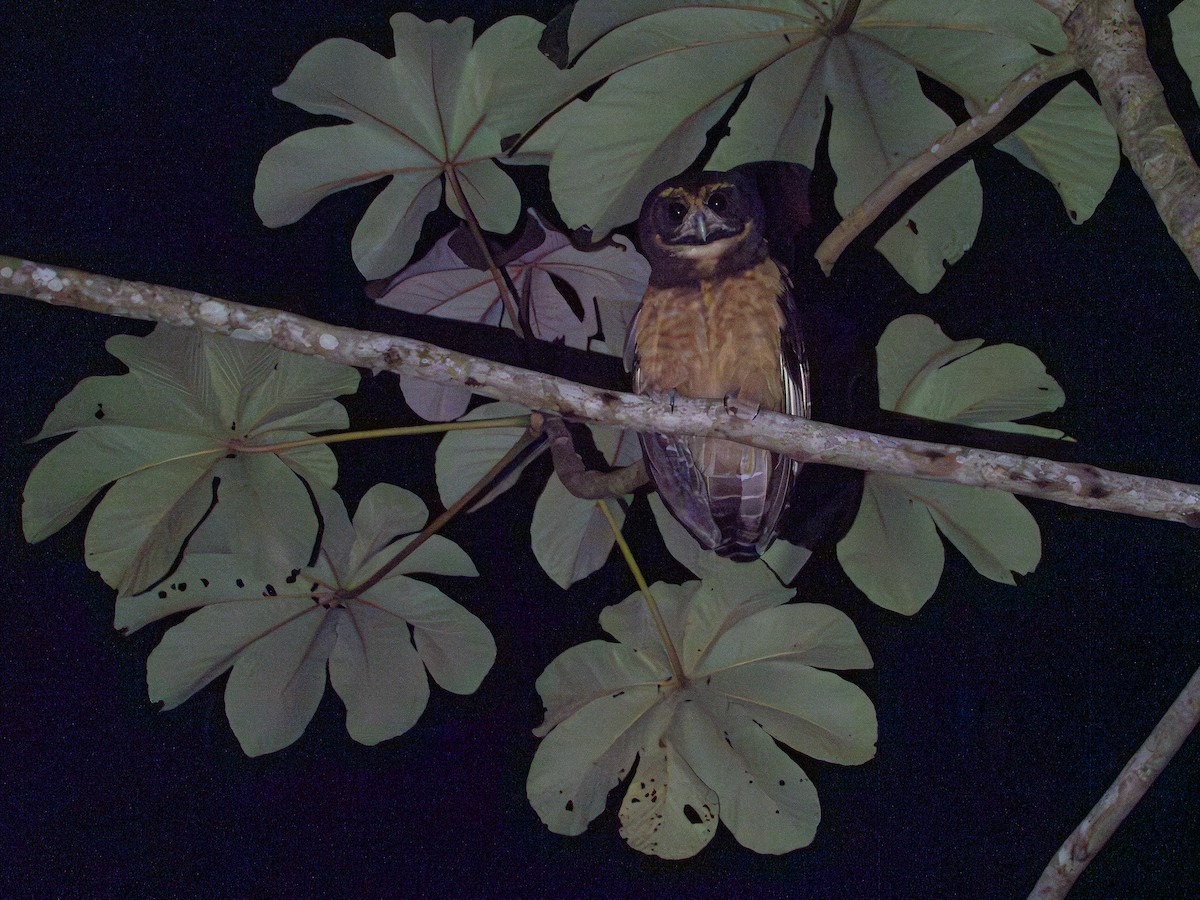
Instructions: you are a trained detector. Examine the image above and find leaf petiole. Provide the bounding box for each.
[347,423,541,597]
[238,416,531,454]
[596,499,686,685]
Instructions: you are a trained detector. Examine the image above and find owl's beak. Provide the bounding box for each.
[674,208,731,245]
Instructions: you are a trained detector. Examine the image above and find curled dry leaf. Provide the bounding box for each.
[528,566,875,857]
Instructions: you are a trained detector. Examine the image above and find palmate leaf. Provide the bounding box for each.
[529,0,1115,292]
[837,315,1063,614]
[528,566,875,857]
[121,484,487,756]
[255,14,582,280]
[22,326,358,596]
[373,211,649,420]
[434,400,541,510]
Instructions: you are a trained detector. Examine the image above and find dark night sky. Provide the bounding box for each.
[2,2,1200,896]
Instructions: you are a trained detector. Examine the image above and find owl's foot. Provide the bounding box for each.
[724,392,761,420]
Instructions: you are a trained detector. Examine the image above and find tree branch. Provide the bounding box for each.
[816,52,1081,274]
[1027,660,1200,899]
[4,255,1200,525]
[1059,0,1200,280]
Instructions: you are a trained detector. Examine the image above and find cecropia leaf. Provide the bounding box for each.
[839,315,1060,612]
[23,326,357,596]
[128,484,489,755]
[255,14,580,278]
[533,0,1101,291]
[529,576,876,857]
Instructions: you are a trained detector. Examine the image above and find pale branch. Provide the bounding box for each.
[1027,661,1200,899]
[4,255,1200,526]
[815,52,1081,275]
[1060,0,1200,280]
[536,413,649,499]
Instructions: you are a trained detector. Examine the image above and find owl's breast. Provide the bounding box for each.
[634,258,787,410]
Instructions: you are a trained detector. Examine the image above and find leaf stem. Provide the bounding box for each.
[239,416,531,454]
[444,168,527,340]
[348,424,541,597]
[597,499,686,684]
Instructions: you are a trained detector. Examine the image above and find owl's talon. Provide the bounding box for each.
[723,393,761,421]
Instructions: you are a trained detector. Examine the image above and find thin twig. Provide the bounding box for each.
[1027,661,1200,899]
[815,52,1080,275]
[5,256,1200,526]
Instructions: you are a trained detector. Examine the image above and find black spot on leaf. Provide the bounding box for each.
[565,800,574,812]
[158,590,167,599]
[683,804,703,825]
[236,578,245,588]
[263,584,277,597]
[94,403,105,420]
[200,578,209,587]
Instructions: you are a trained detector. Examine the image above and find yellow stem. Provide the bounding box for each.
[597,499,686,684]
[240,416,531,454]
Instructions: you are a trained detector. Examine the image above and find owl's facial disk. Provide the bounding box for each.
[654,183,749,258]
[638,171,768,283]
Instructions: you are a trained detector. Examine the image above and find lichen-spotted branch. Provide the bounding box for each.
[4,255,1200,525]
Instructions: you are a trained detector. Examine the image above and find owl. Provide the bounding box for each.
[627,169,811,560]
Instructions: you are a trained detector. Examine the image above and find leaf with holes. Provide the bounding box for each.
[837,314,1061,613]
[527,566,875,857]
[374,211,650,378]
[255,13,582,279]
[521,0,1112,291]
[22,325,358,597]
[120,483,487,756]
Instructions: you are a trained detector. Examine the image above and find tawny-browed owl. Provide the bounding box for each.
[628,169,811,560]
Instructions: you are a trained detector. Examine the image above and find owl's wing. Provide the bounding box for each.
[632,276,810,561]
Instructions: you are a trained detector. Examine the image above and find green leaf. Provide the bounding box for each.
[1171,0,1200,105]
[23,326,358,595]
[991,82,1119,225]
[130,484,489,755]
[534,0,1069,290]
[434,401,532,509]
[529,577,875,856]
[839,315,1057,612]
[877,314,1066,434]
[837,474,944,615]
[255,14,578,278]
[530,424,640,588]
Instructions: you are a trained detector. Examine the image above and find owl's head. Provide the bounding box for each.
[637,169,767,283]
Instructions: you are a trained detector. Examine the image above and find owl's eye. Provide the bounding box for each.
[707,192,727,214]
[666,201,688,222]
